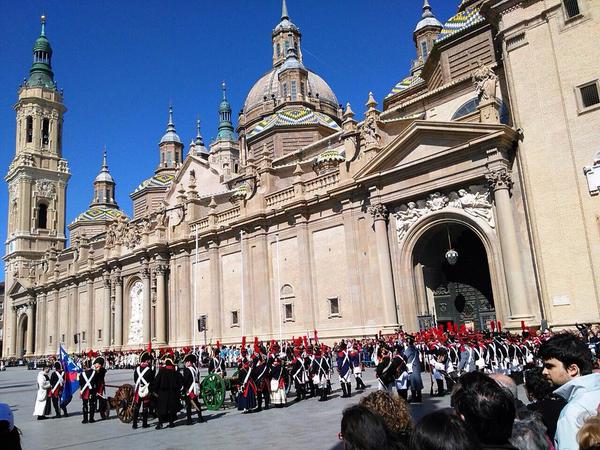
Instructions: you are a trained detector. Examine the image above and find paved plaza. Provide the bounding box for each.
[0,366,450,450]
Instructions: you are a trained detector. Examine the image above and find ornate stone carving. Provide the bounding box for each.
[368,203,389,221]
[360,115,381,147]
[485,168,513,191]
[393,185,495,242]
[472,62,498,103]
[128,280,144,346]
[140,266,151,279]
[105,215,142,249]
[35,179,56,199]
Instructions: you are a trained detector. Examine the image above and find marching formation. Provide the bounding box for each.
[27,321,574,430]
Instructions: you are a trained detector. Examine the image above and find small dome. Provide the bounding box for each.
[33,35,52,54]
[273,18,299,35]
[244,68,338,114]
[160,130,182,144]
[94,171,114,183]
[313,144,345,174]
[279,48,305,72]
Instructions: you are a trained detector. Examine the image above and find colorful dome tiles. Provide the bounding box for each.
[74,206,127,223]
[247,106,340,139]
[133,172,175,193]
[436,6,484,43]
[387,75,425,98]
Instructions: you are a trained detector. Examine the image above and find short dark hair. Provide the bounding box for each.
[452,372,516,445]
[524,367,554,401]
[340,405,404,450]
[410,411,481,450]
[537,333,593,375]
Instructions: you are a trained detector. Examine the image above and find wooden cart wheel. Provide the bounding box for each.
[114,383,134,423]
[201,373,226,411]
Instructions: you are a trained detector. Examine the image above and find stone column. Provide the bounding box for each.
[68,283,77,352]
[142,265,151,345]
[414,263,428,316]
[208,241,222,340]
[53,289,59,347]
[102,273,111,348]
[26,300,35,356]
[296,215,317,329]
[11,304,17,357]
[35,292,45,355]
[179,250,191,344]
[38,292,47,354]
[113,273,123,349]
[486,169,532,319]
[155,265,167,346]
[368,203,399,326]
[86,277,94,348]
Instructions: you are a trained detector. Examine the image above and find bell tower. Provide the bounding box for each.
[5,16,70,279]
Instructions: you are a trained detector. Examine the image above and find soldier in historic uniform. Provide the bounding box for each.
[236,354,257,413]
[208,344,226,377]
[311,345,329,401]
[376,345,398,395]
[404,336,423,403]
[349,342,367,391]
[49,361,68,418]
[336,341,353,398]
[181,353,204,425]
[152,354,182,429]
[290,348,306,401]
[251,353,270,411]
[132,351,155,429]
[79,360,97,424]
[92,356,109,420]
[269,355,287,407]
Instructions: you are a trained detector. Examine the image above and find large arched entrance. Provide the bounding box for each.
[412,222,496,331]
[16,314,28,357]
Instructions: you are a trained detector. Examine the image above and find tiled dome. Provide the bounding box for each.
[133,173,175,193]
[73,206,127,223]
[247,106,341,139]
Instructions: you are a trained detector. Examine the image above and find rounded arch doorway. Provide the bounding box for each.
[412,222,496,331]
[16,313,29,357]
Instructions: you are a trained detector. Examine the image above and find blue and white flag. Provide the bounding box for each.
[58,344,81,408]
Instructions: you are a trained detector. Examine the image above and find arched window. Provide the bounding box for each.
[37,203,48,229]
[276,43,281,57]
[234,163,239,173]
[451,97,509,124]
[26,116,33,143]
[280,284,295,322]
[42,118,50,146]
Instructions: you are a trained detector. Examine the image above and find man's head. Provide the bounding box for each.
[490,373,518,401]
[452,371,515,445]
[538,333,593,386]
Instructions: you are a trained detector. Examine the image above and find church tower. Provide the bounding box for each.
[272,0,302,68]
[5,16,70,277]
[412,1,442,75]
[3,17,70,357]
[209,83,239,180]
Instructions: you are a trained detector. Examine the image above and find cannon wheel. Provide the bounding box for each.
[114,383,134,423]
[201,373,225,411]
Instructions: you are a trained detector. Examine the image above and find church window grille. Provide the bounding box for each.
[231,310,239,327]
[26,116,33,143]
[282,82,288,99]
[291,80,297,100]
[328,296,341,318]
[300,82,305,96]
[37,203,48,229]
[421,41,428,59]
[49,335,52,344]
[579,82,600,109]
[285,40,290,52]
[284,303,293,321]
[42,118,50,146]
[98,329,102,340]
[563,0,580,19]
[82,331,86,342]
[61,334,65,343]
[277,43,281,57]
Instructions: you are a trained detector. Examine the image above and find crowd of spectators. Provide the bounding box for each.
[339,331,600,450]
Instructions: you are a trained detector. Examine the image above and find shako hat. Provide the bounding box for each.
[140,351,153,363]
[183,353,197,364]
[93,356,105,366]
[162,354,175,366]
[53,361,62,371]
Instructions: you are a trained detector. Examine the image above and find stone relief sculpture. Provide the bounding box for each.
[35,179,56,199]
[472,62,498,103]
[361,115,381,147]
[127,280,144,345]
[393,185,494,242]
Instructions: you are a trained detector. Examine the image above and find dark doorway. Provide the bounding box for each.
[413,223,495,331]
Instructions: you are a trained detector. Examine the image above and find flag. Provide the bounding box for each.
[58,344,81,408]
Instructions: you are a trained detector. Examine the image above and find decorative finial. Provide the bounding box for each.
[343,102,355,119]
[168,105,174,126]
[222,81,227,100]
[366,91,378,109]
[422,0,433,18]
[281,0,289,20]
[195,117,204,147]
[102,145,108,169]
[40,15,46,36]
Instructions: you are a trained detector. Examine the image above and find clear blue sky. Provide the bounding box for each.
[0,0,459,279]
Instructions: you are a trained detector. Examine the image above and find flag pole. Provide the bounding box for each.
[275,234,282,343]
[194,225,199,354]
[240,229,245,339]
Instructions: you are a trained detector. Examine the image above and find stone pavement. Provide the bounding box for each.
[0,366,450,450]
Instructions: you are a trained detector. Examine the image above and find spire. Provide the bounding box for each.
[26,15,55,90]
[102,146,108,170]
[422,0,433,18]
[196,118,204,147]
[281,0,289,20]
[217,82,235,141]
[414,0,442,34]
[160,105,182,144]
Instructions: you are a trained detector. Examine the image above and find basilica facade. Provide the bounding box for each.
[3,0,600,357]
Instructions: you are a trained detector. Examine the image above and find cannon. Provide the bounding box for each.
[107,383,134,423]
[200,373,226,411]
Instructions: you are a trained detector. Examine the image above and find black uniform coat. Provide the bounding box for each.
[152,366,182,417]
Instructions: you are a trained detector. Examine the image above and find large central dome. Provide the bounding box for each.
[243,67,338,115]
